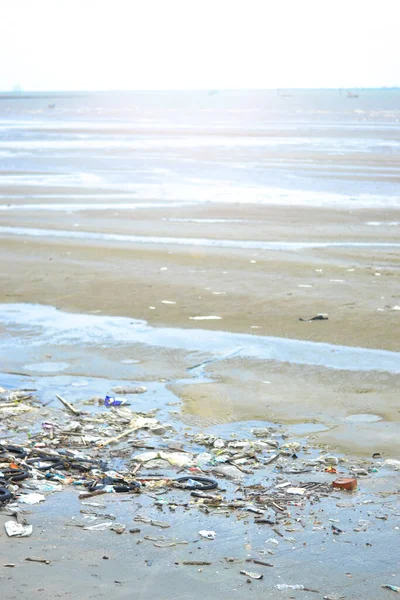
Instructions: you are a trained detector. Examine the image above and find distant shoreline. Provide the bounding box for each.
[1,87,399,97]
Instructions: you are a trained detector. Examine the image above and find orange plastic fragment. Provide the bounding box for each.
[332,477,357,491]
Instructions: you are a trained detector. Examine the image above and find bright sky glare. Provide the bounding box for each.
[1,0,399,91]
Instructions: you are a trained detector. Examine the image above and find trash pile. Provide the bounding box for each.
[1,384,399,593]
[1,385,397,513]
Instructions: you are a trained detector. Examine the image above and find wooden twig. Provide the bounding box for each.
[25,557,50,565]
[78,489,107,499]
[98,427,136,447]
[56,394,80,416]
[132,463,141,476]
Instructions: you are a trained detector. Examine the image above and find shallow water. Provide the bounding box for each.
[0,202,192,211]
[1,90,400,211]
[23,361,70,373]
[1,303,399,374]
[1,91,399,599]
[344,413,383,423]
[1,226,400,251]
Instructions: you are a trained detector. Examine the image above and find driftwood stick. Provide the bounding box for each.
[78,489,107,499]
[132,463,141,476]
[98,427,136,447]
[56,394,80,416]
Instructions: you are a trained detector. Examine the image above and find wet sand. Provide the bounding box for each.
[1,89,400,599]
[0,371,399,600]
[0,203,399,350]
[1,484,398,600]
[0,202,399,457]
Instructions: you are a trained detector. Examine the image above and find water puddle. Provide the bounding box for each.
[366,221,400,227]
[164,218,262,224]
[1,303,399,374]
[23,361,70,373]
[120,359,140,364]
[287,422,330,435]
[1,226,400,251]
[344,413,383,423]
[0,202,193,212]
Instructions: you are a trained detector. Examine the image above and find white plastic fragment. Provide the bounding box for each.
[276,584,305,590]
[0,403,33,414]
[199,530,216,540]
[267,538,279,545]
[18,493,46,505]
[189,316,222,320]
[195,452,214,467]
[5,521,33,537]
[112,386,147,394]
[83,521,114,531]
[33,481,62,492]
[129,416,158,429]
[240,570,263,579]
[213,438,226,449]
[384,459,400,470]
[286,487,306,495]
[319,455,339,466]
[132,451,193,468]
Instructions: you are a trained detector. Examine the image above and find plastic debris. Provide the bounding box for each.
[25,557,50,565]
[331,524,343,535]
[275,584,305,590]
[252,427,272,437]
[245,505,264,515]
[286,487,306,495]
[189,315,222,320]
[212,464,244,480]
[332,477,357,491]
[134,515,170,528]
[382,585,400,593]
[354,519,369,532]
[240,570,263,579]
[267,538,279,546]
[111,386,147,394]
[83,521,114,531]
[0,382,395,592]
[32,481,62,492]
[196,452,214,467]
[110,523,126,534]
[133,451,193,468]
[104,395,127,407]
[325,466,338,474]
[5,521,33,537]
[384,459,400,470]
[175,476,218,490]
[0,403,33,414]
[18,493,46,505]
[199,530,216,540]
[181,560,211,566]
[299,314,328,322]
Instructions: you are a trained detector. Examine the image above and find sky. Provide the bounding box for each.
[1,0,399,91]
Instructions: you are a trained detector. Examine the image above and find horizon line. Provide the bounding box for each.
[1,86,400,95]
